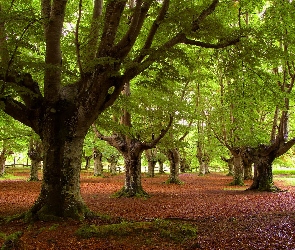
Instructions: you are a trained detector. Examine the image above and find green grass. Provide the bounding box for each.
[273,168,295,175]
[0,173,26,180]
[273,168,295,186]
[76,219,197,243]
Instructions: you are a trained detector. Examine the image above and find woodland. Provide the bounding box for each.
[1,0,295,249]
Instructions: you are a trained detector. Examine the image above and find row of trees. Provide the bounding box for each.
[1,0,295,220]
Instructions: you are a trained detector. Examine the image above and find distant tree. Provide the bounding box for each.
[27,136,43,181]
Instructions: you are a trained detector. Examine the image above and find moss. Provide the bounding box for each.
[1,231,23,250]
[36,206,62,222]
[165,178,183,185]
[154,219,197,243]
[76,219,198,243]
[2,213,25,224]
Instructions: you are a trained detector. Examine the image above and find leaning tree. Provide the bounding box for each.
[0,0,240,220]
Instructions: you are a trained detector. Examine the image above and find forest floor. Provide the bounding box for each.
[1,169,295,249]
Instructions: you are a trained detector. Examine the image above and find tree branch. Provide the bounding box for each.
[42,0,67,101]
[97,0,127,57]
[143,114,173,149]
[75,0,83,76]
[276,138,295,157]
[112,1,152,59]
[192,0,219,32]
[1,97,37,130]
[136,0,170,62]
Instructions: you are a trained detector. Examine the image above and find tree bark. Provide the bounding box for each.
[0,149,6,176]
[231,150,244,186]
[158,159,165,174]
[166,148,181,184]
[107,154,118,175]
[28,138,43,181]
[28,107,89,220]
[243,162,253,180]
[115,140,148,197]
[221,156,234,176]
[248,147,279,192]
[93,147,103,176]
[145,149,157,177]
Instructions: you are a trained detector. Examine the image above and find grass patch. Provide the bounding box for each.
[272,168,295,175]
[1,231,23,250]
[76,219,197,243]
[0,173,26,180]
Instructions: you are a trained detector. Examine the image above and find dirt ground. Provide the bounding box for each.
[1,170,295,249]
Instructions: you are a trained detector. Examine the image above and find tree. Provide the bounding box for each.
[0,0,240,219]
[27,135,43,181]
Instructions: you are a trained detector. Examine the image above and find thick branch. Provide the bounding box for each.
[276,138,295,157]
[85,0,103,61]
[112,1,152,59]
[42,0,67,101]
[0,4,9,67]
[1,97,36,130]
[192,0,219,32]
[1,73,44,108]
[97,0,127,57]
[75,0,83,75]
[142,114,173,149]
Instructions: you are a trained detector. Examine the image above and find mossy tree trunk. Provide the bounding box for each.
[158,159,165,174]
[29,105,89,221]
[82,152,92,170]
[221,156,234,176]
[145,149,157,177]
[117,141,148,197]
[249,147,279,192]
[93,147,103,176]
[107,154,118,175]
[243,162,253,180]
[28,138,43,181]
[180,157,190,173]
[231,149,244,186]
[166,148,181,184]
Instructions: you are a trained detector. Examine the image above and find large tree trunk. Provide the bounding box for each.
[221,156,234,176]
[166,148,181,184]
[29,111,89,221]
[107,155,118,175]
[93,147,103,176]
[145,149,157,177]
[249,152,279,191]
[116,145,148,197]
[243,162,253,180]
[29,160,41,181]
[158,159,165,174]
[231,151,244,186]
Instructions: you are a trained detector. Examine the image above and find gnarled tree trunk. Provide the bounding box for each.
[107,154,118,175]
[29,107,89,221]
[248,146,279,192]
[231,149,244,186]
[116,141,148,197]
[28,138,43,181]
[93,147,103,176]
[166,148,181,184]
